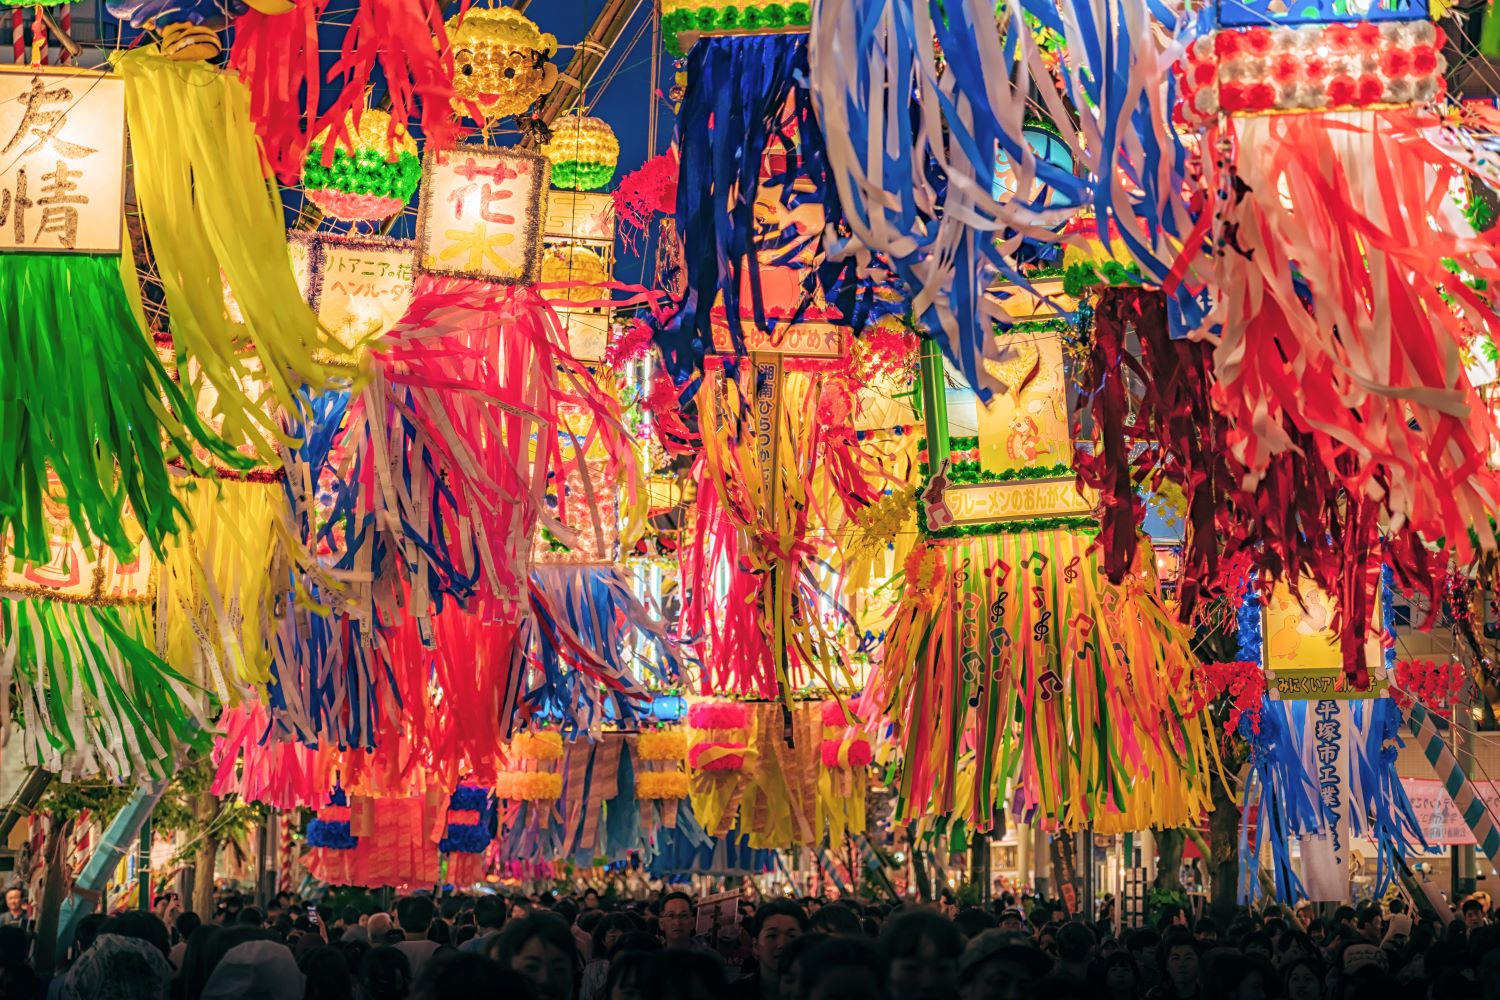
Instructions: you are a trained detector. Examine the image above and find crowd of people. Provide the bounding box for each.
[0,882,1497,1000]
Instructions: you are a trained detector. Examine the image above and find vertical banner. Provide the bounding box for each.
[1297,699,1351,901]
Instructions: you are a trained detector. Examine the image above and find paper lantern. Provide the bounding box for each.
[540,244,610,304]
[302,109,421,222]
[447,7,558,122]
[542,112,620,191]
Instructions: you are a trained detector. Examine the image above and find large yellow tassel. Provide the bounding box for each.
[115,48,354,458]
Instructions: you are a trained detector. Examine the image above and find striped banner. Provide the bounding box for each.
[815,845,851,895]
[1404,698,1500,871]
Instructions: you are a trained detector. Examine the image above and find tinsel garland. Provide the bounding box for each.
[0,253,243,565]
[869,532,1221,833]
[549,160,616,192]
[662,3,812,57]
[0,598,209,781]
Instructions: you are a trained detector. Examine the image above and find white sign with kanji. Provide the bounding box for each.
[416,144,549,286]
[0,67,124,254]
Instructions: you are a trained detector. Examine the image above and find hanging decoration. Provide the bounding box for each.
[541,111,621,192]
[446,6,558,124]
[301,109,422,223]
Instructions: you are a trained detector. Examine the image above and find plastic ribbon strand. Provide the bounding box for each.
[869,531,1222,833]
[0,252,245,565]
[226,0,324,184]
[118,48,347,459]
[0,597,210,782]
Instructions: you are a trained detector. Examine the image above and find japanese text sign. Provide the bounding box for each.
[417,144,548,285]
[289,232,416,363]
[0,67,124,254]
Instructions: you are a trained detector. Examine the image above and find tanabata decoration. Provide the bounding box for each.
[818,699,869,843]
[230,0,461,185]
[870,533,1222,834]
[1159,4,1500,644]
[807,0,1188,399]
[303,792,445,887]
[0,68,249,567]
[660,0,814,57]
[106,0,247,60]
[289,232,417,366]
[446,6,558,124]
[301,109,422,223]
[0,494,208,781]
[305,787,359,851]
[117,49,346,459]
[542,112,620,192]
[686,700,862,849]
[612,149,678,251]
[211,701,329,810]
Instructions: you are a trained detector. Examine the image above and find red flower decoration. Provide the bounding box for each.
[1326,75,1357,106]
[1192,61,1217,88]
[1215,31,1243,59]
[1410,46,1437,75]
[1353,21,1382,48]
[1323,23,1356,50]
[1220,81,1249,113]
[1246,82,1277,111]
[1242,28,1274,57]
[1271,54,1300,86]
[1357,74,1384,104]
[1380,48,1411,78]
[1303,56,1327,80]
[1434,27,1447,49]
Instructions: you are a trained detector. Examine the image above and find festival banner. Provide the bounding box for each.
[1297,699,1351,901]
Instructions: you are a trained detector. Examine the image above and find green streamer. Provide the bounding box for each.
[0,253,249,564]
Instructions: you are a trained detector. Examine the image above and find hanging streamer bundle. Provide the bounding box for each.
[870,532,1221,833]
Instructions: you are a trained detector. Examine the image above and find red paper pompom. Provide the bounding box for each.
[821,700,859,727]
[689,741,747,771]
[1353,21,1382,48]
[1192,61,1218,88]
[1215,31,1243,58]
[1270,54,1300,86]
[1356,74,1384,104]
[1246,83,1277,111]
[1410,46,1437,75]
[1242,29,1273,56]
[1380,48,1411,78]
[821,738,873,768]
[1220,82,1249,113]
[1326,75,1358,106]
[1323,23,1356,50]
[687,701,751,730]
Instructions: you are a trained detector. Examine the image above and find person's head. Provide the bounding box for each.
[1243,931,1273,962]
[411,950,535,1000]
[396,895,437,937]
[366,912,394,942]
[1307,917,1328,944]
[582,889,600,912]
[593,913,637,960]
[1037,922,1059,953]
[997,909,1025,934]
[878,908,964,1000]
[338,906,361,929]
[176,910,203,942]
[640,948,727,1000]
[1277,930,1314,964]
[1294,902,1312,929]
[1337,940,1387,980]
[750,900,808,980]
[659,891,695,944]
[1334,905,1358,928]
[427,917,451,945]
[1283,956,1324,1000]
[3,887,22,914]
[1124,928,1158,964]
[491,912,580,1000]
[1465,897,1489,930]
[358,946,413,1000]
[59,933,174,1000]
[299,945,355,1000]
[1194,917,1218,944]
[1091,951,1139,997]
[604,950,654,1000]
[957,930,1053,1000]
[474,895,507,933]
[797,937,889,1000]
[99,910,172,958]
[1355,906,1383,943]
[809,903,866,938]
[1207,951,1267,1000]
[1055,922,1095,966]
[1387,898,1406,916]
[1156,928,1199,991]
[236,906,265,928]
[953,906,998,939]
[510,897,535,921]
[775,931,831,999]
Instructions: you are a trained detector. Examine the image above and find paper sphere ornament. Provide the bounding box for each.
[540,244,610,303]
[447,7,559,121]
[301,109,421,222]
[542,112,621,191]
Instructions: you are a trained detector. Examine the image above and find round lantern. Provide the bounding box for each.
[542,112,621,191]
[447,7,559,122]
[301,109,421,223]
[540,244,610,304]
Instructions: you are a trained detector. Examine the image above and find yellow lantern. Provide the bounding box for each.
[447,7,559,122]
[541,112,621,191]
[540,244,610,305]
